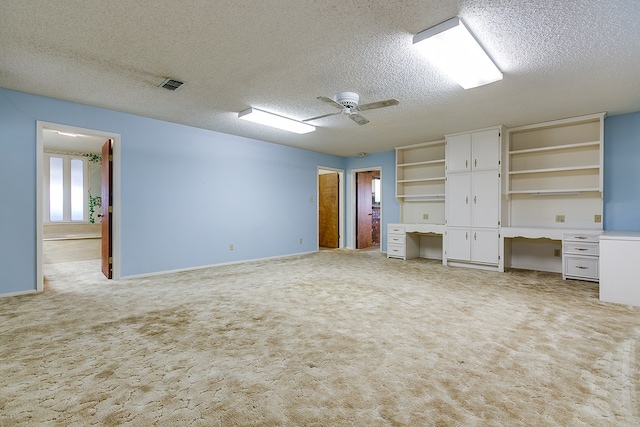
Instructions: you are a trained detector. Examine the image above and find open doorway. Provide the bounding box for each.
[36,122,120,290]
[352,168,382,250]
[318,168,344,250]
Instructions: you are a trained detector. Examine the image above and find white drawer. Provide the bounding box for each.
[565,256,599,279]
[563,242,599,256]
[387,234,405,245]
[564,233,599,243]
[388,225,405,234]
[387,244,406,258]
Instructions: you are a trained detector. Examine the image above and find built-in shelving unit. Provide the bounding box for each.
[396,140,445,199]
[505,113,605,229]
[507,115,604,196]
[396,140,446,224]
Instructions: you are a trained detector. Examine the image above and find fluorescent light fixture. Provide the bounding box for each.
[413,16,502,89]
[57,131,78,137]
[238,107,315,134]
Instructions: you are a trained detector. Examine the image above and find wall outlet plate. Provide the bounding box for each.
[555,215,565,223]
[423,213,429,220]
[229,244,234,251]
[554,249,561,257]
[594,214,602,223]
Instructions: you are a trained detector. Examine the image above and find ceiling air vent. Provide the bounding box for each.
[159,78,184,91]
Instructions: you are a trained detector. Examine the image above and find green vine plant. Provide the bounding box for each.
[85,153,102,223]
[88,192,102,224]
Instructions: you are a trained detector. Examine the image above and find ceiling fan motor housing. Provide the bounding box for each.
[335,92,360,109]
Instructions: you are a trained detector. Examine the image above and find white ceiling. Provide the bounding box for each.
[2,1,640,157]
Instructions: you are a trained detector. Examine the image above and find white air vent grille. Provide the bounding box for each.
[159,78,184,91]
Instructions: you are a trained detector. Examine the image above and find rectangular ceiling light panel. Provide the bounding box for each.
[238,107,315,134]
[413,16,502,89]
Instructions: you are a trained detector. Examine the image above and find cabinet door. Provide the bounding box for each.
[472,170,500,228]
[471,129,500,171]
[447,228,471,261]
[446,134,471,172]
[446,172,471,227]
[471,228,499,264]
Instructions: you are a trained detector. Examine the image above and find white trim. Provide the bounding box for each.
[120,251,317,280]
[350,166,383,252]
[37,121,121,292]
[317,166,345,250]
[0,289,38,298]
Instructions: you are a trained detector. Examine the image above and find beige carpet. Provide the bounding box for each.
[1,250,639,426]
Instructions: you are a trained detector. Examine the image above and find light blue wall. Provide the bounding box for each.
[0,88,348,294]
[345,151,400,250]
[604,112,640,231]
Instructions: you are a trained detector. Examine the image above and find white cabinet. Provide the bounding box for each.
[445,127,503,269]
[600,232,640,306]
[562,233,599,282]
[387,224,420,260]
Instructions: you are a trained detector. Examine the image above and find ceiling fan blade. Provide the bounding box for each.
[303,111,341,122]
[317,96,345,109]
[349,113,369,125]
[357,98,399,111]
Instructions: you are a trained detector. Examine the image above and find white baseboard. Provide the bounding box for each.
[120,251,317,280]
[0,289,38,298]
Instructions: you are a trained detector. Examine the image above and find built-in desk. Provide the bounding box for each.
[501,227,602,279]
[387,223,445,261]
[599,231,640,307]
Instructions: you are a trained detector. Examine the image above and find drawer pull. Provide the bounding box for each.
[575,236,588,240]
[576,266,589,269]
[575,248,588,251]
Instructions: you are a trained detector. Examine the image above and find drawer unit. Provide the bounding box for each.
[386,224,420,260]
[564,256,599,280]
[564,233,599,243]
[387,244,406,258]
[563,242,599,256]
[562,233,600,282]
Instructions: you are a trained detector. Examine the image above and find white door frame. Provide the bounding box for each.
[36,121,121,290]
[350,166,382,251]
[317,167,345,250]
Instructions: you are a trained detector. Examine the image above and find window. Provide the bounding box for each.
[45,154,88,222]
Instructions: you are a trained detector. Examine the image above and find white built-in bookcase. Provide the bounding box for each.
[395,140,446,224]
[505,113,605,229]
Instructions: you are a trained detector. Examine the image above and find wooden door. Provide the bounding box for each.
[319,172,339,248]
[356,171,373,249]
[101,139,113,279]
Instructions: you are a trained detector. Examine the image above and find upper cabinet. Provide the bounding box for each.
[506,113,605,196]
[446,129,501,173]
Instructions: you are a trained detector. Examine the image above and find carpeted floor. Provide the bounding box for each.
[1,249,639,426]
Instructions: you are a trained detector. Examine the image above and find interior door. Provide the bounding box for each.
[356,171,373,249]
[101,139,113,279]
[319,172,339,248]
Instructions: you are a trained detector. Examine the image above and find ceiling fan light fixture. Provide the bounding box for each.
[238,107,315,134]
[413,16,502,89]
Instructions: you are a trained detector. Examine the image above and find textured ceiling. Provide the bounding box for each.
[2,0,640,157]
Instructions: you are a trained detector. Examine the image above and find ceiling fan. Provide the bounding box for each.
[303,92,399,126]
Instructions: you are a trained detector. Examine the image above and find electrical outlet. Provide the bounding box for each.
[229,244,234,251]
[299,238,303,244]
[594,214,602,223]
[310,196,315,202]
[555,215,565,223]
[423,213,429,220]
[554,249,561,257]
